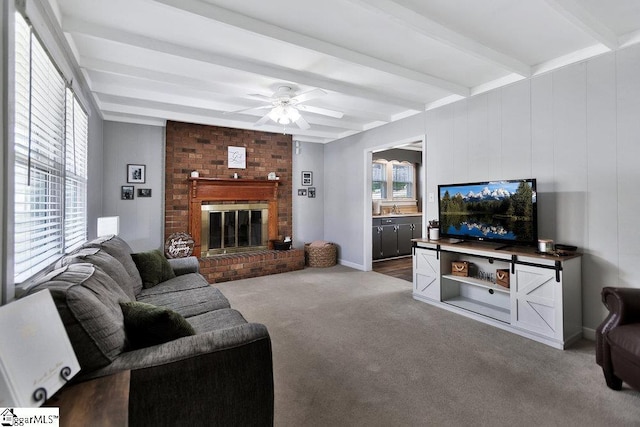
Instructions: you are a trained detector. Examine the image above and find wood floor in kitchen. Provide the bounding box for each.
[372,256,412,282]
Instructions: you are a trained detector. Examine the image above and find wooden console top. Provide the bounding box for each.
[412,238,582,261]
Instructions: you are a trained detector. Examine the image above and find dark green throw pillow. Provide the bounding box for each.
[120,301,196,350]
[131,249,176,288]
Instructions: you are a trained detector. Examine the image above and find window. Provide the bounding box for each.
[372,160,416,201]
[13,13,88,283]
[372,162,387,200]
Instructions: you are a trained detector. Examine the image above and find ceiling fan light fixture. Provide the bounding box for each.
[268,105,299,125]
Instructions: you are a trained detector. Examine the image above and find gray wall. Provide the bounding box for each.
[324,114,426,269]
[325,44,640,332]
[292,141,325,247]
[102,122,165,252]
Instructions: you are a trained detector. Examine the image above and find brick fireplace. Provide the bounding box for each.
[165,121,304,283]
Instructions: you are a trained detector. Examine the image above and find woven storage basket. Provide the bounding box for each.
[305,243,337,268]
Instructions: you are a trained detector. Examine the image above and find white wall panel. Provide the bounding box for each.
[487,90,503,177]
[501,80,532,180]
[531,73,556,239]
[552,63,588,249]
[453,101,469,182]
[616,45,640,286]
[467,94,490,181]
[584,52,619,328]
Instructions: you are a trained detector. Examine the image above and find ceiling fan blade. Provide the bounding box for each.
[295,114,310,130]
[224,105,271,115]
[247,93,275,102]
[254,113,272,127]
[292,88,326,104]
[297,104,344,119]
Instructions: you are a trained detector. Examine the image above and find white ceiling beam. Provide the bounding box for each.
[63,16,425,111]
[80,56,253,98]
[81,57,394,122]
[543,0,618,50]
[344,0,531,77]
[99,101,344,140]
[95,92,364,133]
[151,0,469,96]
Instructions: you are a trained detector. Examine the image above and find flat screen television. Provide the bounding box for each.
[438,179,538,246]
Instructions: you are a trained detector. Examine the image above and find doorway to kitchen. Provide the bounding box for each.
[364,136,426,275]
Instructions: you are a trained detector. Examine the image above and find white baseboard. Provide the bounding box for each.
[582,327,596,341]
[338,259,365,271]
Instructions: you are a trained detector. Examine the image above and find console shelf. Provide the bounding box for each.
[444,296,510,323]
[412,238,582,349]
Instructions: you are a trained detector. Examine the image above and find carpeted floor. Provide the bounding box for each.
[216,265,640,426]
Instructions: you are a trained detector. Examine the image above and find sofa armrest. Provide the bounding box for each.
[596,287,640,366]
[167,256,200,275]
[80,323,273,425]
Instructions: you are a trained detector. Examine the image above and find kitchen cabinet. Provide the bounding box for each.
[373,215,422,259]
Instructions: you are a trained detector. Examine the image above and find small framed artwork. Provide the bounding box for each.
[228,146,246,169]
[137,188,152,197]
[121,185,134,200]
[298,189,307,196]
[127,164,146,183]
[308,187,316,198]
[301,171,313,186]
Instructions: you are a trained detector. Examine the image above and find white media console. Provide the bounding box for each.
[412,238,582,349]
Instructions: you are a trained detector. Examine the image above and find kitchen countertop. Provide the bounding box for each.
[373,213,422,218]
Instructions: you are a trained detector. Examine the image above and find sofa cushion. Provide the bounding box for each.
[607,324,640,360]
[131,249,176,289]
[84,235,144,295]
[136,274,230,318]
[120,301,196,350]
[57,247,136,300]
[186,308,247,334]
[25,263,128,372]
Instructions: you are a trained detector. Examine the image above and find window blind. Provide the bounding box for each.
[13,13,88,283]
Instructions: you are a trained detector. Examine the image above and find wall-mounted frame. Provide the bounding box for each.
[121,185,134,200]
[301,171,313,186]
[137,188,152,197]
[228,146,246,169]
[127,164,146,183]
[298,189,307,196]
[308,187,316,198]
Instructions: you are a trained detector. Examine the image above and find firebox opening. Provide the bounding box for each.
[201,203,269,256]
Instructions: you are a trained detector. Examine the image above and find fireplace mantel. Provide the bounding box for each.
[188,178,280,257]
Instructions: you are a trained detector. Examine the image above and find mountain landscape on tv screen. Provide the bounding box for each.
[439,181,536,242]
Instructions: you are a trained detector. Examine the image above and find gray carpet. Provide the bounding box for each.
[216,265,640,426]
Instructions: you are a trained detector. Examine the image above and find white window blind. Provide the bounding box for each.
[65,89,88,252]
[14,13,88,283]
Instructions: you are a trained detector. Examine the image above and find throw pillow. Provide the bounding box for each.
[120,301,195,350]
[131,249,176,289]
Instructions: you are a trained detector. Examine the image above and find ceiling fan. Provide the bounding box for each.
[228,86,344,130]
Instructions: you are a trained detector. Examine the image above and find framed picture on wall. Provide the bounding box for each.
[127,164,146,183]
[301,171,312,186]
[308,187,316,198]
[228,146,246,169]
[137,188,152,197]
[121,185,134,200]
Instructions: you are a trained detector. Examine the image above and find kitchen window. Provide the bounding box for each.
[372,160,416,201]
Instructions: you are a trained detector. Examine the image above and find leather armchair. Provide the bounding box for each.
[596,287,640,391]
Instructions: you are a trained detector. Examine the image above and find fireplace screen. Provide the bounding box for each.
[201,203,269,256]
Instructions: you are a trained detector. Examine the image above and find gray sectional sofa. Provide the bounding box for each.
[22,235,273,426]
